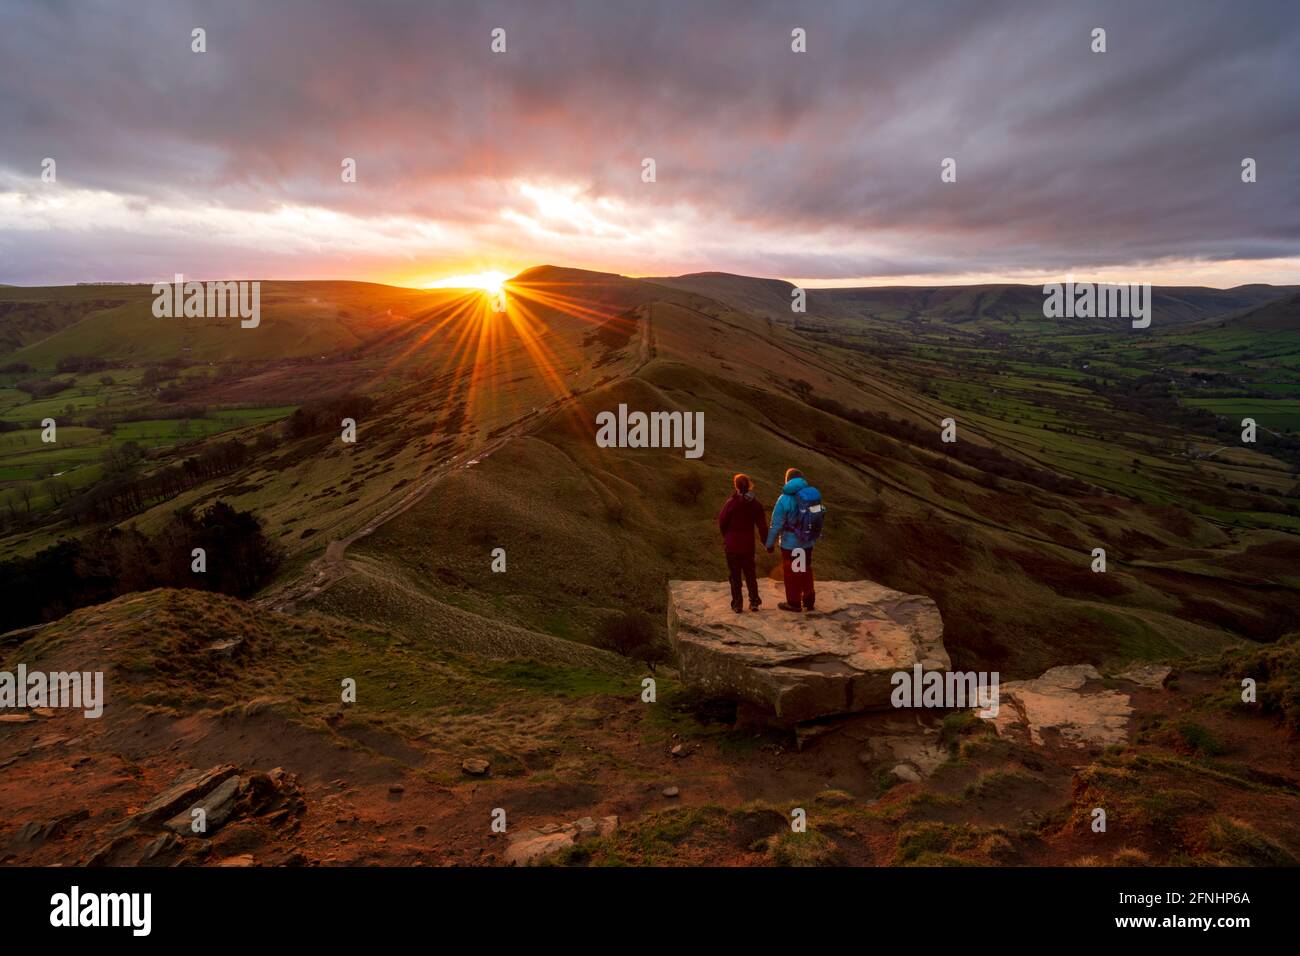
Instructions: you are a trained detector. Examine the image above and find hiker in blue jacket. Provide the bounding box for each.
[764,468,825,612]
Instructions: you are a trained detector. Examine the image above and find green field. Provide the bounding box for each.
[0,366,297,518]
[1184,398,1300,431]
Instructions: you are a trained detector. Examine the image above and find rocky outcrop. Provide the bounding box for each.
[112,764,239,834]
[667,579,949,723]
[988,665,1132,747]
[164,775,242,835]
[94,764,306,863]
[9,809,89,852]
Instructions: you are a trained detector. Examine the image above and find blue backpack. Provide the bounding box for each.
[788,485,826,545]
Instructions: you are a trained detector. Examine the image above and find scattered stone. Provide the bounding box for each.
[10,809,90,850]
[1116,664,1173,689]
[662,786,680,798]
[504,814,618,865]
[139,833,180,863]
[670,744,684,757]
[505,830,574,866]
[859,733,949,778]
[217,853,255,867]
[388,784,405,794]
[794,720,844,751]
[461,758,490,776]
[989,665,1132,747]
[891,764,923,784]
[205,638,243,657]
[84,834,136,867]
[668,579,950,723]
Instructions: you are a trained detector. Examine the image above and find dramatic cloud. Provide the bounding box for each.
[1,0,1297,285]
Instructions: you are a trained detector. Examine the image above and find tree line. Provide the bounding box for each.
[62,438,254,524]
[0,501,282,633]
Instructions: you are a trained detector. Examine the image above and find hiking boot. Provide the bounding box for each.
[749,601,762,612]
[731,603,744,613]
[804,598,815,612]
[778,602,802,612]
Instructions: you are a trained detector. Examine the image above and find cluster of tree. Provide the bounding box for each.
[1107,376,1300,468]
[672,471,705,504]
[101,439,147,474]
[139,365,178,389]
[55,356,110,374]
[594,610,669,671]
[0,501,282,632]
[15,378,70,398]
[0,361,33,374]
[84,404,208,431]
[284,393,375,438]
[805,394,1092,496]
[64,439,251,524]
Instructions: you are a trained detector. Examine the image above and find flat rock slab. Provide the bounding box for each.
[505,814,618,866]
[113,764,238,835]
[164,775,242,836]
[668,579,950,723]
[1116,664,1172,689]
[990,665,1133,748]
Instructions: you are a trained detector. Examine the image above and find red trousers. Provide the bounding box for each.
[780,547,815,609]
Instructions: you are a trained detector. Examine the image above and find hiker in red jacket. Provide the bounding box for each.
[717,473,769,613]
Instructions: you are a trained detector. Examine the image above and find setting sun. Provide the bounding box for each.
[428,270,510,294]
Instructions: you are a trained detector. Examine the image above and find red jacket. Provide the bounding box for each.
[718,492,769,554]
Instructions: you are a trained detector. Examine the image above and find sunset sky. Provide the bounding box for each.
[1,0,1297,288]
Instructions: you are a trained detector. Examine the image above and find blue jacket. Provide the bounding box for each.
[766,476,813,551]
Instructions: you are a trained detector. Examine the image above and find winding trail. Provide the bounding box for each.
[256,307,656,613]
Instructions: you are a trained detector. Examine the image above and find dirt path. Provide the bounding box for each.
[256,435,513,612]
[257,311,656,614]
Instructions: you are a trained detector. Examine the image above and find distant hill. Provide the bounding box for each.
[1197,290,1300,334]
[645,272,828,322]
[819,283,1299,332]
[0,281,450,367]
[511,264,625,285]
[639,276,1298,334]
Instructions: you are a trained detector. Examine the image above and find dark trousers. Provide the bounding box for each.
[725,551,761,608]
[780,547,815,609]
